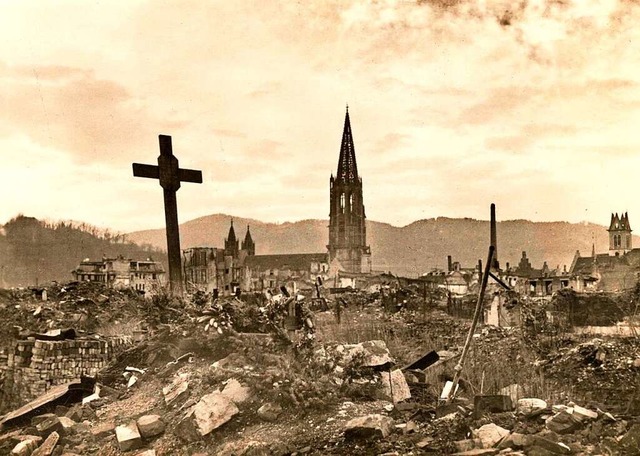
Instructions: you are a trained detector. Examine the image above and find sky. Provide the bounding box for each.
[1,0,640,233]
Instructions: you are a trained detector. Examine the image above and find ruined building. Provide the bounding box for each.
[570,212,640,292]
[183,220,253,296]
[71,256,165,295]
[182,220,329,295]
[328,107,372,275]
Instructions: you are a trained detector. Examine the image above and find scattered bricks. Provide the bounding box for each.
[545,411,582,435]
[473,395,513,419]
[163,374,189,405]
[11,438,40,456]
[471,423,510,449]
[380,369,411,403]
[344,414,394,440]
[115,422,143,452]
[175,391,239,441]
[136,415,165,439]
[221,378,251,405]
[257,402,283,422]
[32,431,59,456]
[36,416,64,437]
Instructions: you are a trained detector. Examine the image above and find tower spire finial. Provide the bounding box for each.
[336,107,358,182]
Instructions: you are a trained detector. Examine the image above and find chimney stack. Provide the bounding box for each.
[447,255,453,272]
[490,203,500,270]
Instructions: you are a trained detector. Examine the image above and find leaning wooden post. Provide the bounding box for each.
[445,245,494,404]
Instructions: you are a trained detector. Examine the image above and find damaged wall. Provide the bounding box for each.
[0,336,132,401]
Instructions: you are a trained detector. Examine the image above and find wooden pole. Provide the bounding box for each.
[446,245,494,403]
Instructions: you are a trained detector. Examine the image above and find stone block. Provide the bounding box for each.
[257,402,282,422]
[136,415,165,439]
[474,395,513,418]
[471,423,510,448]
[342,340,394,368]
[571,405,598,421]
[31,414,56,427]
[115,422,142,452]
[32,431,59,456]
[90,421,115,439]
[344,414,394,440]
[517,398,548,415]
[221,378,251,405]
[380,369,411,403]
[36,416,64,436]
[175,391,238,441]
[545,411,582,435]
[11,437,41,456]
[530,435,571,454]
[163,374,189,405]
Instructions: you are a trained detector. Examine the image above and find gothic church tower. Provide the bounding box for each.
[608,212,632,256]
[328,107,372,273]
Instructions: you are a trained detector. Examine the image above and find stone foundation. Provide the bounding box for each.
[0,336,132,401]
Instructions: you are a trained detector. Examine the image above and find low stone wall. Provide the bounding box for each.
[0,336,132,401]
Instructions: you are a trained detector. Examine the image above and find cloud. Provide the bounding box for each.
[0,62,178,165]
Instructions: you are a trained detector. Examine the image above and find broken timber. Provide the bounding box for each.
[445,245,494,404]
[132,135,203,296]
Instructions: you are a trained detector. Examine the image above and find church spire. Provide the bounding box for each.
[225,218,239,258]
[336,106,359,182]
[242,224,255,256]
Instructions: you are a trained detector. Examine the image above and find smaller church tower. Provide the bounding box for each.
[241,225,255,256]
[224,219,239,259]
[608,212,632,256]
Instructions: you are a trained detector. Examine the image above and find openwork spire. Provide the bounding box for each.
[336,107,359,182]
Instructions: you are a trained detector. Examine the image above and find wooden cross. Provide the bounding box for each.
[132,135,203,295]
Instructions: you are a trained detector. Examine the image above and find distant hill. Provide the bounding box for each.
[127,214,628,277]
[0,216,166,288]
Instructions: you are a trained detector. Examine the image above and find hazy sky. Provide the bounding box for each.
[2,0,640,233]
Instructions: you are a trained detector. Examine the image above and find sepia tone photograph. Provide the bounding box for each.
[1,1,640,454]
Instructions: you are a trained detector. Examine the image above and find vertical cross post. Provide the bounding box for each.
[132,135,203,296]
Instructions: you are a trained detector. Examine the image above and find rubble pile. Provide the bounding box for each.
[540,337,640,412]
[2,282,640,454]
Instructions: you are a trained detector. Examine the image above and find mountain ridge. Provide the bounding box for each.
[127,214,628,277]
